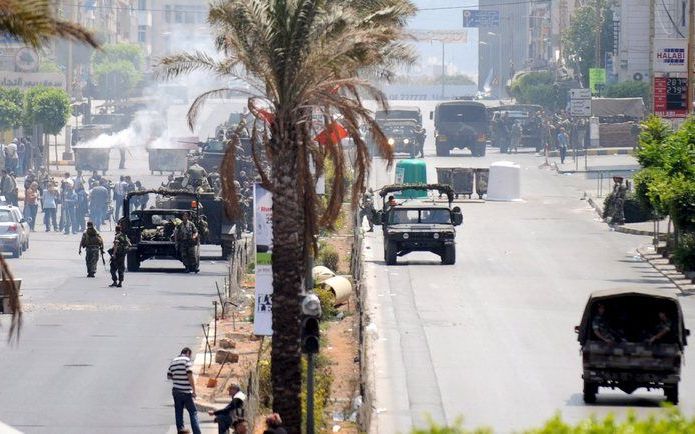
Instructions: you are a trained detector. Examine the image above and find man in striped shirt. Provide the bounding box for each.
[167,347,201,434]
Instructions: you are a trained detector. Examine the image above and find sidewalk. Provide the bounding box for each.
[548,147,634,158]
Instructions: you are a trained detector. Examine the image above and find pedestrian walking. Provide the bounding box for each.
[557,127,569,164]
[42,182,59,231]
[89,181,109,231]
[113,176,126,222]
[107,225,130,287]
[208,384,246,434]
[167,347,202,434]
[75,183,89,232]
[23,182,39,231]
[63,184,78,234]
[359,188,375,231]
[174,212,199,273]
[79,222,104,278]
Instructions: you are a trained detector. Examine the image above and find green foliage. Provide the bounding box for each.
[257,358,272,408]
[668,177,695,233]
[0,99,23,130]
[25,87,70,135]
[604,80,649,100]
[634,167,668,217]
[673,232,695,272]
[0,87,24,107]
[315,286,338,320]
[508,71,567,112]
[92,43,144,70]
[318,244,339,272]
[93,60,142,100]
[561,1,614,87]
[38,59,61,73]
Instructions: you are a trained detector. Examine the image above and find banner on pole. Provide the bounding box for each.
[253,183,273,336]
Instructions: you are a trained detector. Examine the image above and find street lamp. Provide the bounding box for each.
[487,32,503,99]
[301,293,321,434]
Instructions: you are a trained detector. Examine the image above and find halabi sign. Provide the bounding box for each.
[653,39,687,73]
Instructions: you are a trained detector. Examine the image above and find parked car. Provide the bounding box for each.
[0,206,30,258]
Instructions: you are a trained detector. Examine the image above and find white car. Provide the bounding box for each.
[0,206,30,257]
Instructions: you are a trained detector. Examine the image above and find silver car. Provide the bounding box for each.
[0,206,30,258]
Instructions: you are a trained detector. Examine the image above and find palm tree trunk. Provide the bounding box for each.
[270,125,304,433]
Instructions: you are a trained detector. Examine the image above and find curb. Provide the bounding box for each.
[549,148,634,157]
[636,246,695,293]
[585,193,668,240]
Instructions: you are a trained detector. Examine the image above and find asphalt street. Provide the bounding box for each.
[0,148,228,433]
[364,148,695,433]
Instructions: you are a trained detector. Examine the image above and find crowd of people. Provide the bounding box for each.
[491,109,589,163]
[18,168,149,233]
[0,137,43,178]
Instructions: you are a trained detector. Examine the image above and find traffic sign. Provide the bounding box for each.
[462,10,500,28]
[570,88,591,99]
[569,99,592,117]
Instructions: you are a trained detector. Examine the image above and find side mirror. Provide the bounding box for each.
[451,212,463,226]
[686,329,691,336]
[574,325,580,334]
[429,111,433,120]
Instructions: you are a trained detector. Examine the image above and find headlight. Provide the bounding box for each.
[402,233,409,239]
[387,138,395,145]
[433,233,440,239]
[403,139,410,144]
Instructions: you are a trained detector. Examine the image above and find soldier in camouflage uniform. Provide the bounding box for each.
[174,212,199,273]
[78,221,104,277]
[108,225,131,287]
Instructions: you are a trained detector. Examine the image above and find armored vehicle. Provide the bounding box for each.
[430,101,489,157]
[377,184,463,265]
[120,189,203,272]
[187,136,254,176]
[576,288,690,404]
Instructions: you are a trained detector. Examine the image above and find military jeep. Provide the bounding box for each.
[377,184,463,265]
[576,288,690,404]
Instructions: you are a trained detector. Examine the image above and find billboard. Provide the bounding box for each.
[253,183,273,336]
[653,39,687,73]
[462,10,500,27]
[589,68,606,95]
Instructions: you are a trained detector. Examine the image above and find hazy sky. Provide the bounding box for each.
[408,0,479,80]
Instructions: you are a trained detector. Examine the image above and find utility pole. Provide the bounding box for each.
[63,0,76,161]
[689,0,694,114]
[649,0,655,112]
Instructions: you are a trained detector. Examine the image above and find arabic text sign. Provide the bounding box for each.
[253,183,273,336]
[0,72,65,89]
[462,10,500,28]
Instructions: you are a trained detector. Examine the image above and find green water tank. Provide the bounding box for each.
[394,159,428,199]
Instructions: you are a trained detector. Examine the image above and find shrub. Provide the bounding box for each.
[257,359,272,409]
[673,232,695,272]
[318,245,339,272]
[315,286,337,320]
[602,191,652,223]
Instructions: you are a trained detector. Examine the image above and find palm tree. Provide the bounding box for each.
[0,1,98,341]
[159,0,414,430]
[0,0,99,49]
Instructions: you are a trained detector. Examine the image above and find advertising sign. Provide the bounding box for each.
[0,72,65,89]
[589,68,606,95]
[462,10,500,27]
[653,39,687,73]
[253,183,273,336]
[653,77,688,118]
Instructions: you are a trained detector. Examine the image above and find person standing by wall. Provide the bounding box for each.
[167,347,201,434]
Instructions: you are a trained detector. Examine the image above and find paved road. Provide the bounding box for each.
[364,148,695,432]
[0,140,230,433]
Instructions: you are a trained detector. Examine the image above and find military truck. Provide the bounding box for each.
[381,120,421,157]
[430,101,489,157]
[120,189,203,272]
[576,288,690,404]
[376,184,463,265]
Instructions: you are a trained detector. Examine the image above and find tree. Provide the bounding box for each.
[92,60,142,101]
[508,71,567,112]
[159,0,414,430]
[0,0,98,49]
[92,43,144,70]
[604,81,650,100]
[562,0,614,86]
[0,99,23,131]
[24,86,71,156]
[0,87,24,107]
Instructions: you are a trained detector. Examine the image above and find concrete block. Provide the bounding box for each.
[215,349,239,364]
[218,338,236,349]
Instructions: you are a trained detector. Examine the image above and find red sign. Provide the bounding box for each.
[654,77,688,118]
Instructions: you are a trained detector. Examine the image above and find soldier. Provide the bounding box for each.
[108,225,131,287]
[648,312,672,344]
[78,221,104,278]
[185,162,210,191]
[359,188,375,232]
[592,303,618,344]
[174,212,199,273]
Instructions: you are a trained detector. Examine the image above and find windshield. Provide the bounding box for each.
[388,209,450,224]
[438,105,487,123]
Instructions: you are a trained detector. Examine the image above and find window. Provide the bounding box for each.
[138,25,147,43]
[174,5,184,23]
[0,210,13,223]
[138,0,146,11]
[164,5,172,23]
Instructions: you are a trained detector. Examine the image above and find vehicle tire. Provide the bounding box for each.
[583,380,598,404]
[126,252,140,272]
[435,143,449,157]
[665,384,679,404]
[441,245,455,265]
[385,241,397,265]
